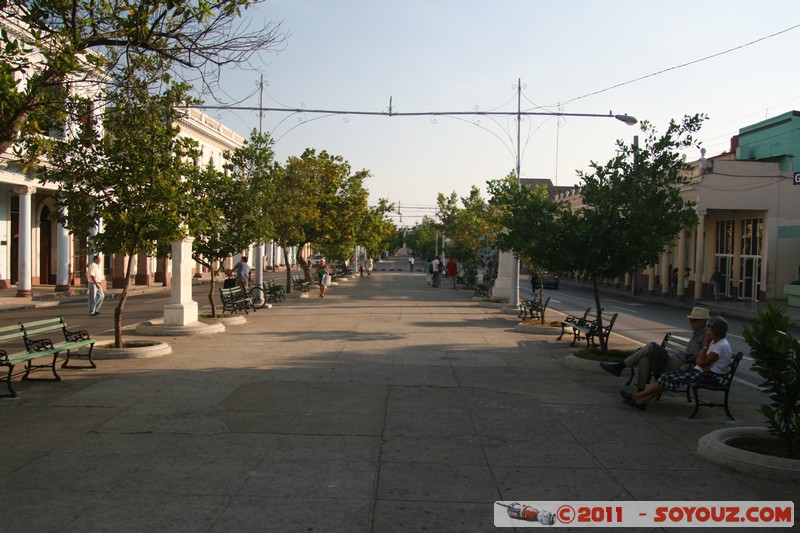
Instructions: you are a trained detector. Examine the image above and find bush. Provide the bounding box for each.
[742,303,800,458]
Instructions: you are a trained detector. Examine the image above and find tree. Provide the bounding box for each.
[438,186,500,286]
[404,217,440,264]
[569,114,707,351]
[29,72,201,347]
[186,131,275,316]
[267,149,372,290]
[1,0,286,153]
[487,172,569,302]
[355,199,397,263]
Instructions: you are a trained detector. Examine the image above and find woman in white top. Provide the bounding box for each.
[622,316,732,410]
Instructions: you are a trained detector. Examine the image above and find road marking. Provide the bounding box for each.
[606,299,644,306]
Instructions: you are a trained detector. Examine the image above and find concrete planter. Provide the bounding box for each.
[783,283,800,307]
[91,340,172,359]
[697,427,800,481]
[514,322,562,335]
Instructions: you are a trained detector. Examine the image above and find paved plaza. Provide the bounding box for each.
[0,257,797,532]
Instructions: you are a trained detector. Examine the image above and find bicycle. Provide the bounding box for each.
[226,274,268,310]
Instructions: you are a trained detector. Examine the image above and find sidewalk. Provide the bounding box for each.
[0,258,796,532]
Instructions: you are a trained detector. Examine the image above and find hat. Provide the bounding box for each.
[686,307,710,320]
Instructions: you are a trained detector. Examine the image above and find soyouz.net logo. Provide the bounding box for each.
[494,501,795,528]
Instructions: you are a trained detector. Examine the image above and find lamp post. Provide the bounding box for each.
[508,79,637,308]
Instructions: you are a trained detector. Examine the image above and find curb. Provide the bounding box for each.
[697,427,800,481]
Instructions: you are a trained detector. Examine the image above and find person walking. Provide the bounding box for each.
[430,257,441,287]
[366,257,374,277]
[408,256,415,272]
[711,268,723,301]
[234,256,251,292]
[317,258,330,298]
[87,255,105,316]
[446,257,458,289]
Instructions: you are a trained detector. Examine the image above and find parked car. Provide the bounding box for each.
[530,271,559,290]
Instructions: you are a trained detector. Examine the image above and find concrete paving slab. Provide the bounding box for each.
[1,257,798,531]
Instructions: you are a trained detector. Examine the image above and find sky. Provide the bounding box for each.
[205,1,800,226]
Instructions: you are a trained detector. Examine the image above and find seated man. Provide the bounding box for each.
[599,307,709,390]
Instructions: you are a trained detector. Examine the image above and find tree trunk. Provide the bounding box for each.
[296,247,312,283]
[114,249,138,348]
[590,274,607,353]
[281,240,292,292]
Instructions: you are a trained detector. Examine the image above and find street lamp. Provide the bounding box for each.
[509,79,637,308]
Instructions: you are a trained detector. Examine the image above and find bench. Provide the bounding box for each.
[688,351,745,419]
[20,317,97,370]
[1,324,56,398]
[219,286,255,314]
[624,332,691,387]
[265,279,286,302]
[557,307,619,348]
[473,276,494,297]
[292,274,310,292]
[518,295,551,323]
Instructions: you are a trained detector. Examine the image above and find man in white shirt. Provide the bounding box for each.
[88,255,105,316]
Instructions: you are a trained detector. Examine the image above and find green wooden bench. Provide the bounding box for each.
[20,317,97,370]
[518,295,551,323]
[265,279,286,302]
[292,274,310,292]
[0,324,51,398]
[473,276,494,297]
[688,351,745,420]
[219,286,255,314]
[558,307,619,348]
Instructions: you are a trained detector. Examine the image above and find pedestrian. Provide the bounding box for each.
[317,258,330,298]
[408,255,415,272]
[359,262,364,277]
[366,257,374,277]
[430,256,441,287]
[669,267,678,297]
[683,267,691,292]
[711,268,723,301]
[234,256,251,292]
[88,254,104,316]
[446,256,458,289]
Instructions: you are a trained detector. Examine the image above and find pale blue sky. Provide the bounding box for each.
[208,1,800,225]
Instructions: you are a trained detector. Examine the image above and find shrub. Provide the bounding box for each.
[742,303,800,458]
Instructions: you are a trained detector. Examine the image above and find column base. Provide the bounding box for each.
[163,301,199,327]
[16,289,32,297]
[135,274,152,286]
[55,284,70,292]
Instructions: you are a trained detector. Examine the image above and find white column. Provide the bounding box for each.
[676,231,687,298]
[163,236,198,326]
[491,251,515,301]
[659,252,670,297]
[14,185,35,297]
[55,206,70,292]
[694,213,706,300]
[254,242,264,299]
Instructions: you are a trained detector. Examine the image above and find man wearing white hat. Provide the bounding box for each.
[600,306,710,390]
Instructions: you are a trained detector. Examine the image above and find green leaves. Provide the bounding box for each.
[743,303,800,457]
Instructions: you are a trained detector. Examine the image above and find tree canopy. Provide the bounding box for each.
[30,70,201,346]
[0,0,285,153]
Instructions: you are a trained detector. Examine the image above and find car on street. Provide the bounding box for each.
[530,271,559,289]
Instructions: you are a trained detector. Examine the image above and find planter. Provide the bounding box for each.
[91,340,172,359]
[783,283,800,307]
[697,427,800,481]
[514,322,562,335]
[199,314,246,326]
